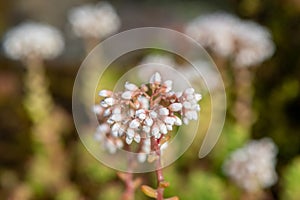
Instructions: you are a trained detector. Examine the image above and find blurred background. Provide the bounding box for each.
[0,0,300,199]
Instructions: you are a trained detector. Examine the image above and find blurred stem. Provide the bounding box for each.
[233,67,253,131]
[155,161,165,200]
[120,172,135,200]
[241,190,266,200]
[212,54,231,88]
[120,145,136,200]
[24,57,53,123]
[84,37,99,53]
[23,57,71,194]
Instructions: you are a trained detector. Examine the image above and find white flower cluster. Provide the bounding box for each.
[223,138,278,192]
[185,12,275,67]
[94,72,201,162]
[68,1,121,39]
[3,22,64,60]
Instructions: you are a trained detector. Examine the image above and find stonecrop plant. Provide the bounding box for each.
[94,72,201,200]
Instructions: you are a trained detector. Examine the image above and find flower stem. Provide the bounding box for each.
[155,161,165,200]
[120,172,135,200]
[152,137,165,200]
[119,145,137,200]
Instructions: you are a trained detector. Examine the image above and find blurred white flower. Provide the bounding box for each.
[185,12,275,67]
[94,72,201,162]
[3,22,64,60]
[223,138,278,192]
[68,1,121,39]
[137,54,179,81]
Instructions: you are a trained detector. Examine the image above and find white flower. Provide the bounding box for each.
[121,91,133,100]
[163,80,173,92]
[68,1,121,39]
[129,119,140,129]
[149,72,162,84]
[159,107,169,116]
[99,90,112,97]
[94,72,201,161]
[185,12,275,67]
[3,22,64,60]
[223,138,278,192]
[169,103,183,112]
[125,82,138,91]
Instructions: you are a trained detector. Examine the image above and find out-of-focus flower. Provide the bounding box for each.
[68,1,121,39]
[94,72,201,162]
[223,138,278,192]
[138,54,219,92]
[3,22,64,60]
[185,12,275,67]
[137,54,179,82]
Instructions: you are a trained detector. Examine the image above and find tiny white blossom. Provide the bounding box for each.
[99,90,112,97]
[104,97,114,106]
[125,82,138,91]
[149,72,162,84]
[151,124,160,137]
[126,137,133,145]
[97,123,110,133]
[143,125,151,133]
[134,134,141,143]
[195,93,202,101]
[159,123,168,134]
[184,88,195,95]
[111,123,120,133]
[93,105,104,115]
[136,109,146,120]
[159,107,169,116]
[129,119,140,129]
[145,117,154,127]
[163,80,173,92]
[121,91,133,100]
[169,103,182,112]
[150,111,158,119]
[111,114,122,122]
[126,128,135,138]
[137,153,147,163]
[112,107,121,114]
[174,116,182,126]
[164,117,175,125]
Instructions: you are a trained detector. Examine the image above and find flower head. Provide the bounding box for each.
[223,138,278,192]
[94,72,201,162]
[68,1,121,39]
[185,12,275,67]
[3,22,64,60]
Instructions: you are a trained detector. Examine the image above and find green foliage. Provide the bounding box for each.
[55,185,81,200]
[184,170,226,200]
[97,183,122,200]
[282,157,300,200]
[76,143,115,183]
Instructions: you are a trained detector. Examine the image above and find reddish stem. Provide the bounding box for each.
[121,172,135,200]
[152,137,165,200]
